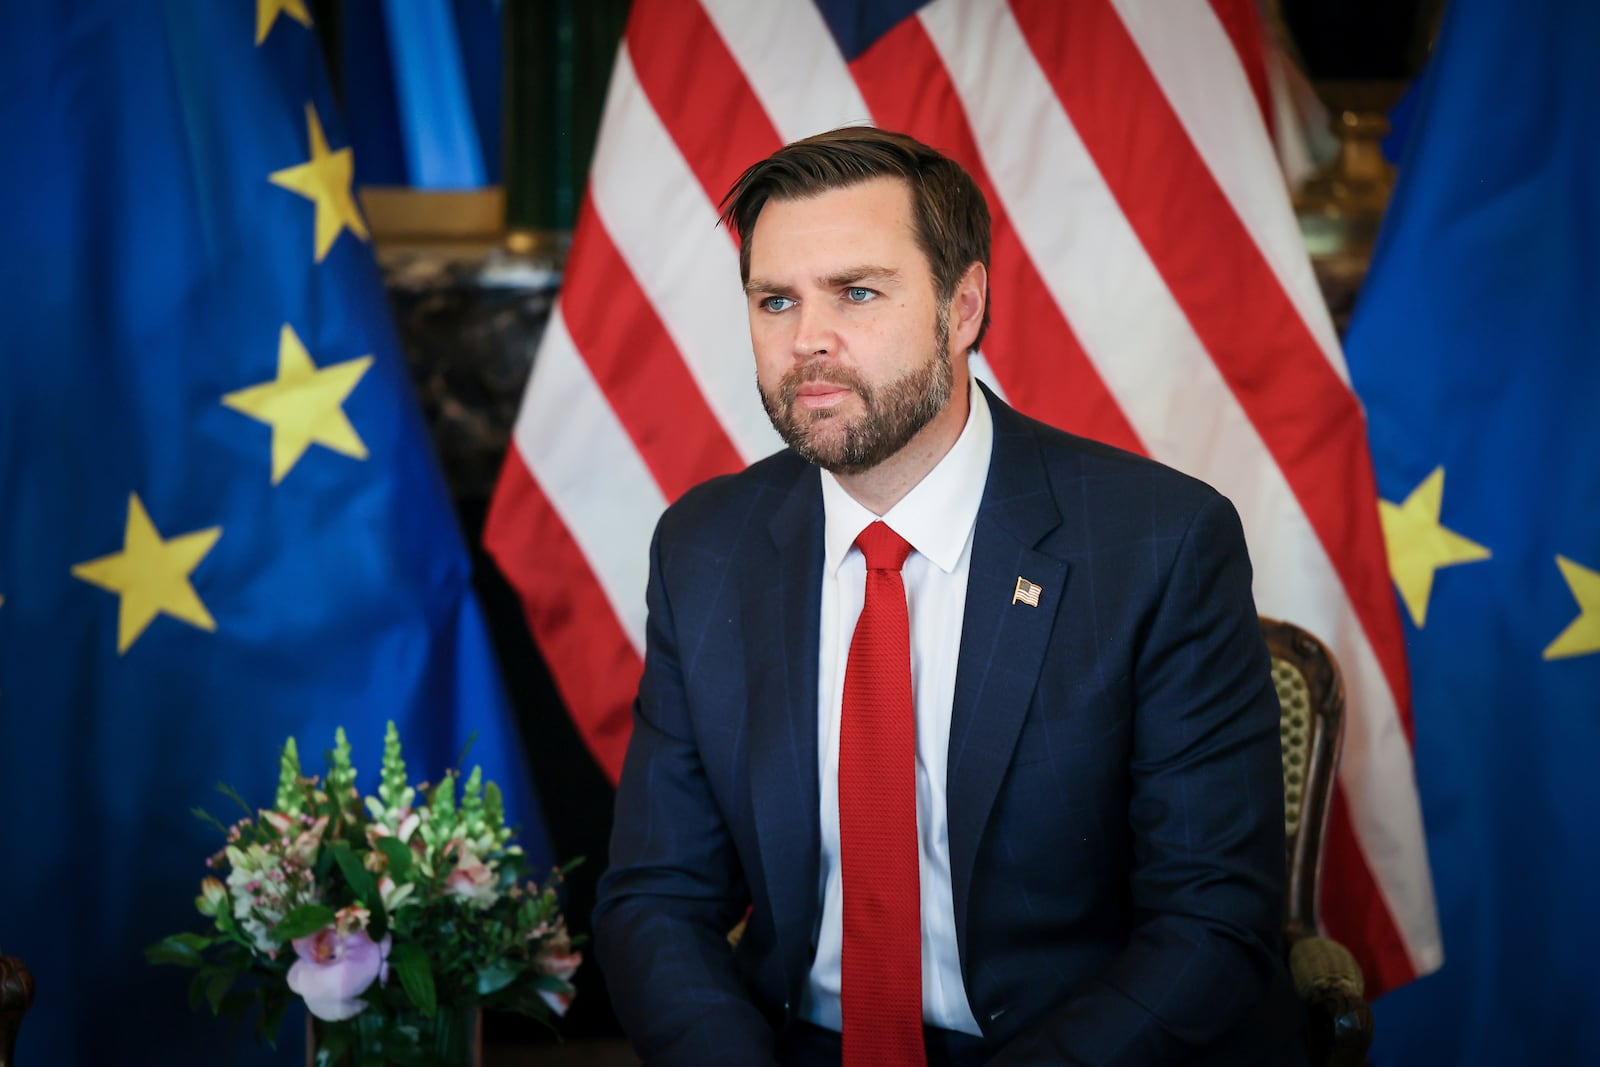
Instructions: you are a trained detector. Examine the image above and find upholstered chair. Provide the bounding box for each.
[1262,616,1374,1067]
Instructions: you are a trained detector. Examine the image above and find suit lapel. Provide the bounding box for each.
[743,464,825,990]
[947,395,1068,957]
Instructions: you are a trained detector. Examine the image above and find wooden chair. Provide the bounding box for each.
[1261,616,1374,1067]
[0,953,33,1067]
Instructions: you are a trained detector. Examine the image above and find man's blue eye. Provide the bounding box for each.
[846,287,874,302]
[762,296,795,313]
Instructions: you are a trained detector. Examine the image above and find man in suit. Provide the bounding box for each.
[594,127,1302,1066]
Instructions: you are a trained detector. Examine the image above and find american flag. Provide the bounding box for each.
[484,0,1441,995]
[1012,577,1043,608]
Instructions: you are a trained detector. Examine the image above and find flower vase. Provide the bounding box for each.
[307,1007,483,1067]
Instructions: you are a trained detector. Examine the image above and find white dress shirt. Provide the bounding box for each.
[798,383,993,1036]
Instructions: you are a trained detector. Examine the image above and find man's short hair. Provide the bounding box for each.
[720,126,992,349]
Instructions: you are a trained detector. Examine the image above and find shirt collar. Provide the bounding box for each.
[821,380,994,575]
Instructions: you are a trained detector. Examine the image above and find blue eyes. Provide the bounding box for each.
[759,288,876,313]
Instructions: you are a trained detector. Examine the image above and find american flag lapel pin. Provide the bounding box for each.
[1012,577,1043,607]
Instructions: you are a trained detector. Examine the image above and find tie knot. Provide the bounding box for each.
[855,521,913,572]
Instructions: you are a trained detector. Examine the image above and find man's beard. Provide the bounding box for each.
[759,309,954,475]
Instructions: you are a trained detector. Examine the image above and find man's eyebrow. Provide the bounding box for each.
[821,266,899,288]
[744,266,901,295]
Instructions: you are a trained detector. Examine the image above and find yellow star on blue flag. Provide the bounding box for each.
[255,0,312,46]
[1543,555,1600,660]
[222,324,373,484]
[268,103,369,262]
[0,7,549,1064]
[1379,466,1491,627]
[70,494,222,654]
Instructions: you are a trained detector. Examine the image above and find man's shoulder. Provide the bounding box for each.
[656,447,814,545]
[991,395,1228,516]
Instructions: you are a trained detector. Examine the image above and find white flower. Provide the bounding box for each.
[378,875,415,913]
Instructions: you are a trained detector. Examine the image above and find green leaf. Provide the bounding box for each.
[215,781,254,816]
[213,900,240,938]
[374,835,413,879]
[257,986,293,1048]
[453,730,480,773]
[187,970,209,1011]
[386,941,437,1017]
[273,902,336,940]
[474,959,519,996]
[329,840,379,905]
[201,968,237,1014]
[368,889,390,943]
[146,932,214,967]
[314,843,336,882]
[190,806,230,835]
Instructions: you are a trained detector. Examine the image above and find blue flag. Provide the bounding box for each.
[1343,0,1600,1063]
[0,5,549,1063]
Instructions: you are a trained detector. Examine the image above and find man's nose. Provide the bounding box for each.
[791,299,837,359]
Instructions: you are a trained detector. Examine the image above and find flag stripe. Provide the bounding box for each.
[509,308,662,656]
[589,48,783,466]
[1327,613,1441,981]
[1202,0,1274,143]
[627,0,787,212]
[560,197,746,501]
[918,2,1270,504]
[1123,0,1345,379]
[699,0,875,141]
[1011,0,1412,718]
[848,15,1145,453]
[486,448,642,781]
[1323,802,1415,990]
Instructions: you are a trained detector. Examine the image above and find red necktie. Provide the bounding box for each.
[839,521,925,1067]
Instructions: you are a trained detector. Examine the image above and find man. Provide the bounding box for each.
[594,127,1302,1066]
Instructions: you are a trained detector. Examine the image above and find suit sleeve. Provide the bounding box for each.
[593,518,782,1067]
[988,491,1289,1066]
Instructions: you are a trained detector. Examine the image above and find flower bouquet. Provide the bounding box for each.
[148,722,581,1066]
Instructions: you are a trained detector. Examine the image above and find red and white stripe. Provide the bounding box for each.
[486,0,1441,994]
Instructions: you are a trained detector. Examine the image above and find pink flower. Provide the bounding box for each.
[286,926,391,1021]
[443,845,498,909]
[533,928,582,1017]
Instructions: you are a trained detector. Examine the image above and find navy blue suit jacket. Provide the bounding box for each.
[595,388,1303,1065]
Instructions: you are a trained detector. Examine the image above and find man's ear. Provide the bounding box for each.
[950,261,988,353]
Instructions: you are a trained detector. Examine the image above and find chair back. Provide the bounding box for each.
[1261,616,1345,942]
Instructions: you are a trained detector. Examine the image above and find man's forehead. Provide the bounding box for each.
[747,177,921,271]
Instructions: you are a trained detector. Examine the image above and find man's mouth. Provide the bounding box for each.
[793,381,852,410]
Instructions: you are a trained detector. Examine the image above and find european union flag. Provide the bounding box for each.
[0,5,549,1063]
[1343,0,1600,1062]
